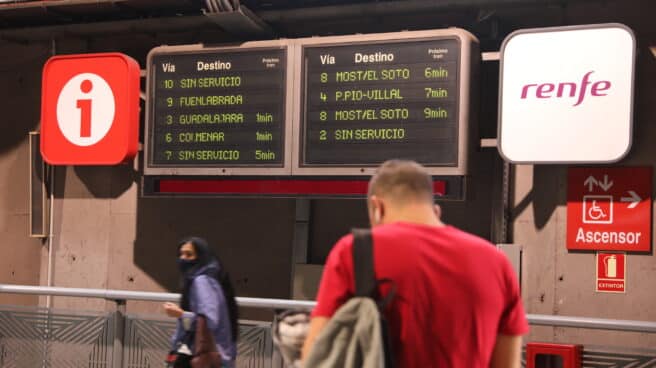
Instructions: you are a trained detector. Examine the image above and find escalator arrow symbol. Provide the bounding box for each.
[620,190,641,209]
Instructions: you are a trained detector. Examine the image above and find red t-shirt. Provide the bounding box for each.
[312,222,529,368]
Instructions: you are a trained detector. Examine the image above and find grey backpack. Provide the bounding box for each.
[304,229,395,368]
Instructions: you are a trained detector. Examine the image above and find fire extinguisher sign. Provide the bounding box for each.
[596,252,626,293]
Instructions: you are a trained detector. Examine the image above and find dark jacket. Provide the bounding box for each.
[171,262,237,365]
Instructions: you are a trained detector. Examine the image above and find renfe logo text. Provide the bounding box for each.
[520,71,611,106]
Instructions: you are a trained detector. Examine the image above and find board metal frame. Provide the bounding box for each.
[144,40,295,176]
[291,29,479,176]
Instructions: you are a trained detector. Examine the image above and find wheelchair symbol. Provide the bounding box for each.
[588,201,607,220]
[583,195,613,224]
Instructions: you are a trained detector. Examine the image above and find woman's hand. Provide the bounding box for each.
[163,302,184,318]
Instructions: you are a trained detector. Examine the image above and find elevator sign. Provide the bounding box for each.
[567,167,652,252]
[596,252,626,293]
[41,53,141,165]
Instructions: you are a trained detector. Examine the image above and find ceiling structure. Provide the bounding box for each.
[0,0,652,50]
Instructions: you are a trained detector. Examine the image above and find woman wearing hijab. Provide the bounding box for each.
[164,236,239,368]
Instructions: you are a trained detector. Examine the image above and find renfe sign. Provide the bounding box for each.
[498,24,635,163]
[520,71,610,107]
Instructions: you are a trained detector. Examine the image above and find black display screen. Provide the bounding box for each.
[301,39,460,166]
[148,48,286,167]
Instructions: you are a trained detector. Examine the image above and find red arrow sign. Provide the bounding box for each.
[567,167,652,252]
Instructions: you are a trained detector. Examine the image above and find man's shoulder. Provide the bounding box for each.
[333,232,356,251]
[372,223,504,259]
[328,223,502,260]
[371,222,491,244]
[445,226,509,262]
[445,225,497,248]
[323,233,356,267]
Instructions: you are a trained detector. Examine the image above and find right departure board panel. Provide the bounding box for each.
[301,38,461,167]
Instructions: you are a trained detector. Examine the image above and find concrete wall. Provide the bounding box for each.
[0,41,49,306]
[0,28,499,317]
[0,34,300,318]
[38,34,299,314]
[0,0,653,352]
[47,163,297,316]
[514,29,656,348]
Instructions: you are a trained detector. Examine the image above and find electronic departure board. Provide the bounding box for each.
[143,30,478,178]
[144,42,293,175]
[294,30,478,176]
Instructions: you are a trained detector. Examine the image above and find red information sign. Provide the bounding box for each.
[41,53,141,165]
[596,252,626,293]
[567,167,652,252]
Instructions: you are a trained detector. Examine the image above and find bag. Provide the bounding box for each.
[166,330,193,368]
[166,316,221,368]
[304,229,396,368]
[166,352,192,368]
[272,309,310,368]
[190,315,222,368]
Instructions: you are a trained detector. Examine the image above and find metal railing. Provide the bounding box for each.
[0,283,316,310]
[2,283,656,333]
[1,283,656,368]
[0,284,299,368]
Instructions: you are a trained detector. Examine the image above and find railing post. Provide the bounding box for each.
[112,299,126,368]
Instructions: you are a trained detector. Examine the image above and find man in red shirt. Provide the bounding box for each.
[302,160,529,367]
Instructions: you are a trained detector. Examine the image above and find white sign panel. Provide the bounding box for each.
[498,24,635,163]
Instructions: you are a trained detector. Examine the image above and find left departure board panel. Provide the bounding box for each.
[145,43,292,175]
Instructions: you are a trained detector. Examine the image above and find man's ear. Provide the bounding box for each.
[433,203,442,219]
[374,207,382,224]
[369,195,384,225]
[376,199,386,224]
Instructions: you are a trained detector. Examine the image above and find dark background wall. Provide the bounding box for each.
[0,41,49,306]
[0,0,653,349]
[1,21,501,316]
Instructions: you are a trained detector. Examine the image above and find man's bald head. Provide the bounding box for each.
[368,160,434,206]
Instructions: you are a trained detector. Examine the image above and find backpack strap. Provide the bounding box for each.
[352,228,396,368]
[352,228,378,298]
